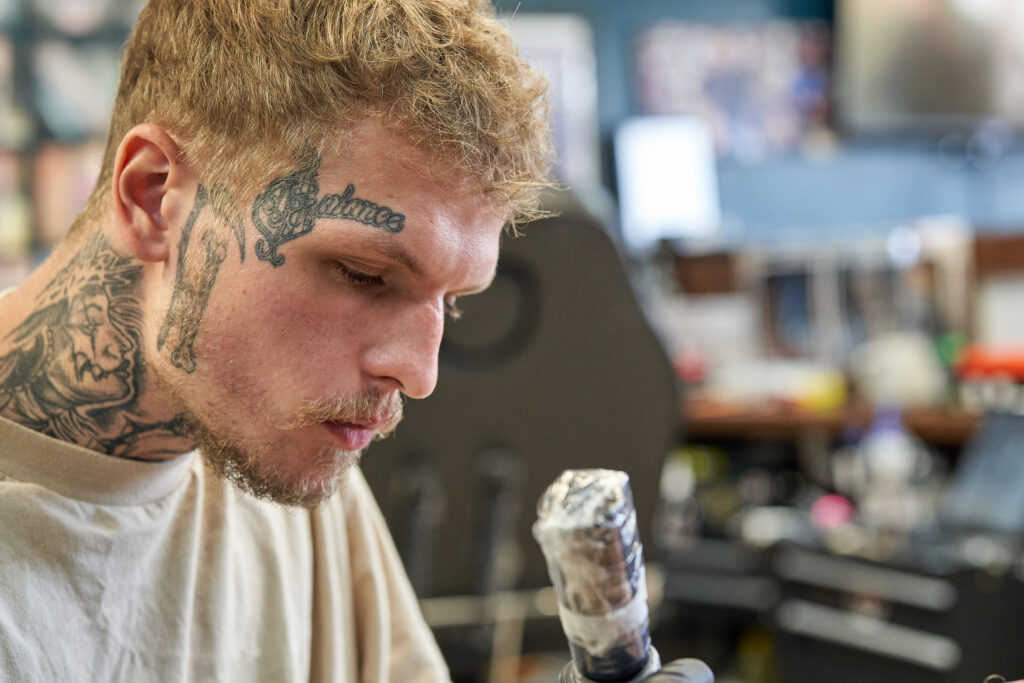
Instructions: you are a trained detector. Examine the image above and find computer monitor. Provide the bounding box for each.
[614,116,721,253]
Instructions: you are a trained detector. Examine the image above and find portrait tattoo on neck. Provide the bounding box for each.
[252,150,406,267]
[0,234,186,457]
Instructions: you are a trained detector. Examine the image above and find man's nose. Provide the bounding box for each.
[362,299,444,400]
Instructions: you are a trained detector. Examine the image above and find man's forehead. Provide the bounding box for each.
[319,117,500,202]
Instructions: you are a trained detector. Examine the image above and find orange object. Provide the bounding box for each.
[956,345,1024,381]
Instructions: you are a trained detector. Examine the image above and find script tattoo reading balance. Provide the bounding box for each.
[252,152,406,267]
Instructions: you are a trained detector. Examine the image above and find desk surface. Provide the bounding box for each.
[684,397,978,447]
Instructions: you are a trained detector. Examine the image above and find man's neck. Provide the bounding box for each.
[0,229,194,460]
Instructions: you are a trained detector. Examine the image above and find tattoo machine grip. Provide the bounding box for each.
[533,469,656,682]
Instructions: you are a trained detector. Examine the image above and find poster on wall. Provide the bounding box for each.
[635,20,831,162]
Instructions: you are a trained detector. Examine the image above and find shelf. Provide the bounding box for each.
[683,397,978,448]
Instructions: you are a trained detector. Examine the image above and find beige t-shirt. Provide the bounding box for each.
[0,415,450,682]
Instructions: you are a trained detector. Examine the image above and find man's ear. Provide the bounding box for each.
[111,124,188,263]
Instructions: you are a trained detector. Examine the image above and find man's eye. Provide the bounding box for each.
[444,298,463,320]
[334,262,384,288]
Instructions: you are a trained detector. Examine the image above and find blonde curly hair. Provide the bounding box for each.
[78,0,553,232]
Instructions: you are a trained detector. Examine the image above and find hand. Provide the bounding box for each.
[558,658,713,683]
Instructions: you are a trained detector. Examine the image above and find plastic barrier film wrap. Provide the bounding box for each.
[532,469,657,682]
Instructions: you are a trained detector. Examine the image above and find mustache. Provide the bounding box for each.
[278,391,404,437]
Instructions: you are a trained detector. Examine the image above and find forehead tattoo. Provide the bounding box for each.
[252,151,406,267]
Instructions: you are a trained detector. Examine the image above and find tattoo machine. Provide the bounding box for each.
[532,469,661,682]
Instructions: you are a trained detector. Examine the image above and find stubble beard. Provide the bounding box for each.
[182,413,361,508]
[154,364,403,508]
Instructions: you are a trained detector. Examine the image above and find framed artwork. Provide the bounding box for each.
[635,20,831,161]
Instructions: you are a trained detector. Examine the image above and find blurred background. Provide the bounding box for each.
[0,0,144,287]
[8,1,1024,682]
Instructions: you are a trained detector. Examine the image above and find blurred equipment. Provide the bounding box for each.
[705,359,846,412]
[850,332,948,407]
[840,407,945,536]
[739,216,971,367]
[361,191,680,681]
[940,412,1024,536]
[534,469,658,682]
[775,412,1024,683]
[956,345,1024,415]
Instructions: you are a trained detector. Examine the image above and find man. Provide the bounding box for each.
[0,1,713,681]
[0,0,549,680]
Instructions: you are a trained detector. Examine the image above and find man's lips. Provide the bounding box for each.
[323,420,381,451]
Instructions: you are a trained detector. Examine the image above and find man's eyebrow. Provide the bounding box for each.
[376,240,423,277]
[368,236,496,294]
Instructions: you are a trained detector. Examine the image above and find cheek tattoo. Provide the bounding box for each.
[157,185,232,374]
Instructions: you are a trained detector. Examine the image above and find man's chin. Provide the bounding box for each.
[174,404,369,508]
[200,440,362,509]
